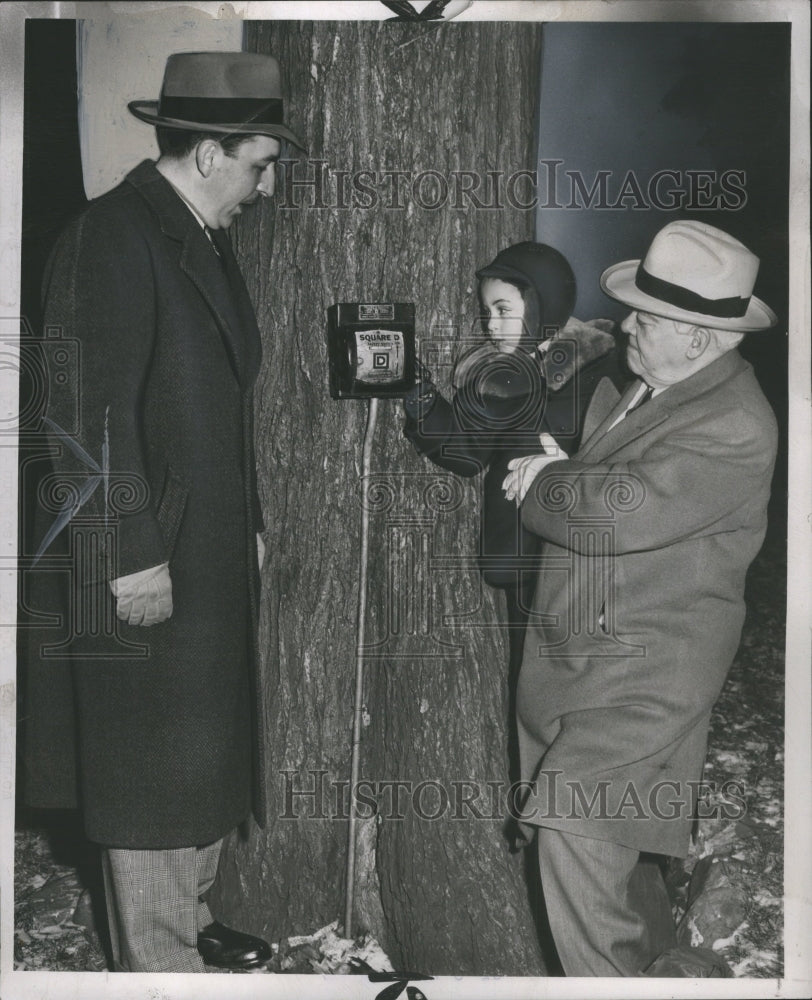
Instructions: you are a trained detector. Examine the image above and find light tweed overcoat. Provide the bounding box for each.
[516,350,776,857]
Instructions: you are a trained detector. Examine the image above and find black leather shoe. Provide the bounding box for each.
[197,920,272,969]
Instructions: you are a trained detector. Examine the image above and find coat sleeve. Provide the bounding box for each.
[42,205,166,582]
[404,393,493,477]
[521,399,777,554]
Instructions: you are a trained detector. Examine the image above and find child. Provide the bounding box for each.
[402,241,627,782]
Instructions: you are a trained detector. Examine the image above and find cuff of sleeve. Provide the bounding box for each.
[110,562,169,596]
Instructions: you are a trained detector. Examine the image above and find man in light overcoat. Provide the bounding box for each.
[24,51,305,973]
[503,220,778,976]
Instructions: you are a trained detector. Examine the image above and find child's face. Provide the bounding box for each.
[480,278,527,354]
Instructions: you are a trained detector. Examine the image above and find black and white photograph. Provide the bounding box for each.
[1,2,809,998]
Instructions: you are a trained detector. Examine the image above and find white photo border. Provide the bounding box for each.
[1,2,809,998]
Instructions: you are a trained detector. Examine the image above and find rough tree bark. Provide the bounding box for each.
[212,19,547,976]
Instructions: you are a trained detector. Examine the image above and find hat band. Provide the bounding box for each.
[159,95,284,126]
[635,264,750,319]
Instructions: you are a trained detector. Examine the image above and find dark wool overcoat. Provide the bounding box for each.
[23,160,266,848]
[515,350,777,858]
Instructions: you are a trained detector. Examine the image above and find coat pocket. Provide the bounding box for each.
[155,465,188,560]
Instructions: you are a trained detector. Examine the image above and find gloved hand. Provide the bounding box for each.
[502,433,568,504]
[110,563,173,626]
[403,359,437,420]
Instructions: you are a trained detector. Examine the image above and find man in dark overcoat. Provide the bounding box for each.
[503,221,778,976]
[23,51,305,973]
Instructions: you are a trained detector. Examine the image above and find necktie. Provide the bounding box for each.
[625,385,653,417]
[204,225,223,259]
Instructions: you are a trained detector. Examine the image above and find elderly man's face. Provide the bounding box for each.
[621,310,698,388]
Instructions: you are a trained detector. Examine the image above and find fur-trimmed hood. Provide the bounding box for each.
[543,316,619,392]
[452,316,619,396]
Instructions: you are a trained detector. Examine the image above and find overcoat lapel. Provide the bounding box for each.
[179,236,248,383]
[577,350,748,462]
[577,378,671,460]
[211,227,263,381]
[125,161,249,384]
[577,376,623,447]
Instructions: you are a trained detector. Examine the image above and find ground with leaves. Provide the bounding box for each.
[14,523,785,976]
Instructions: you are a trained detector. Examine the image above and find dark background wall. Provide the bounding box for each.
[535,21,790,510]
[19,18,87,547]
[20,20,87,336]
[18,19,86,613]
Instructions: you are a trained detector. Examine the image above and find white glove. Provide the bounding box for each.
[503,433,568,504]
[257,532,266,570]
[110,563,173,626]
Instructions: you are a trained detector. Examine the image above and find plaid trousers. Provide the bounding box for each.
[101,838,223,972]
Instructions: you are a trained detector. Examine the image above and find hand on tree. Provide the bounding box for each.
[257,532,266,570]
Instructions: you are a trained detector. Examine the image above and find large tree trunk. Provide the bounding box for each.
[212,18,547,976]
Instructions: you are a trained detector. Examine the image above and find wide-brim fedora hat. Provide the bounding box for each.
[129,51,306,151]
[600,220,776,331]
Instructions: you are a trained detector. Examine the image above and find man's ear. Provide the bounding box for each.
[194,138,219,178]
[685,326,711,360]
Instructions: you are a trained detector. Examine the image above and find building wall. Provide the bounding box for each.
[535,22,790,332]
[77,12,242,199]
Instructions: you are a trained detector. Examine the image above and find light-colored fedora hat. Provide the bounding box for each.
[600,220,776,331]
[129,51,306,150]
